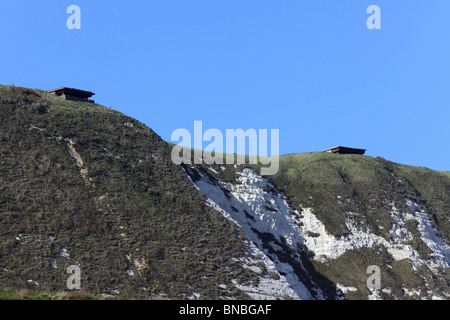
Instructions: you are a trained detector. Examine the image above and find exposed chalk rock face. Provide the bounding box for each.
[183,165,450,300]
[297,199,450,270]
[402,199,450,270]
[184,166,343,300]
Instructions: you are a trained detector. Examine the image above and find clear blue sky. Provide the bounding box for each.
[1,1,449,171]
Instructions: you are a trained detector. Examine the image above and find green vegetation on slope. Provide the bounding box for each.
[0,287,105,300]
[0,85,255,299]
[310,247,425,300]
[179,147,450,298]
[264,152,450,299]
[267,152,450,245]
[2,85,449,300]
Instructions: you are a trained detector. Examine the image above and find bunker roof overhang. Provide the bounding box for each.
[49,87,95,99]
[324,146,366,155]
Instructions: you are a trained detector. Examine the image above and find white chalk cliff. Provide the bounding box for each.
[184,166,450,300]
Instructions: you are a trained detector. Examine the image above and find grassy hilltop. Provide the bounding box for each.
[0,85,256,299]
[1,85,449,300]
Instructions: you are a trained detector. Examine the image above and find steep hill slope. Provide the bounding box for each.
[271,153,450,299]
[1,85,449,300]
[0,85,262,299]
[185,153,450,299]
